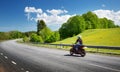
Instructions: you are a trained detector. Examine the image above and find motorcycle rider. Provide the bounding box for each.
[74,35,83,51]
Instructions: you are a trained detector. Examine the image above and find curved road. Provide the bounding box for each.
[0,40,120,72]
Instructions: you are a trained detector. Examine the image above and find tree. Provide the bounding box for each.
[99,18,108,28]
[30,33,43,43]
[59,23,69,39]
[24,31,36,37]
[59,15,86,39]
[23,36,29,42]
[108,20,115,28]
[82,11,100,29]
[53,31,60,41]
[46,32,60,43]
[47,31,60,43]
[99,18,116,28]
[59,11,117,39]
[40,27,53,42]
[85,21,92,29]
[0,32,10,40]
[9,31,23,39]
[37,20,46,35]
[115,25,120,28]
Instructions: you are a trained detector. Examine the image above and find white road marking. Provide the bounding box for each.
[89,63,120,72]
[4,56,8,59]
[26,71,29,72]
[0,53,3,55]
[21,68,24,70]
[11,61,17,65]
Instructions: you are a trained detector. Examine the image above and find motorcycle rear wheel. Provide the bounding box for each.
[70,51,74,55]
[81,54,85,57]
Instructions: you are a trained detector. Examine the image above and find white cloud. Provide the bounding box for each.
[24,7,74,30]
[35,11,72,25]
[25,7,42,13]
[46,9,68,15]
[93,9,120,25]
[25,7,43,21]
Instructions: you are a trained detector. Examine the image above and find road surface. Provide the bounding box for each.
[0,40,120,72]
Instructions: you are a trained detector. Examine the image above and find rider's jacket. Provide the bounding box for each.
[75,39,83,45]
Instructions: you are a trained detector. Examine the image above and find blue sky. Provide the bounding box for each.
[0,0,120,32]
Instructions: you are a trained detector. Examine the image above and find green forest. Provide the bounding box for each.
[59,11,119,39]
[0,11,119,43]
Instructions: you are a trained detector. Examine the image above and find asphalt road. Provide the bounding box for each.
[0,40,120,72]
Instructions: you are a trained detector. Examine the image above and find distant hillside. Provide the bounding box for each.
[54,28,120,46]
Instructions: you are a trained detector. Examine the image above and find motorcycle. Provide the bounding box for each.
[70,45,86,57]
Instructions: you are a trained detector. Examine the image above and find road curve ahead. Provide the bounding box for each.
[0,40,120,72]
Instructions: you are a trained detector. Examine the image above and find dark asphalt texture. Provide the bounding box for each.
[0,40,120,72]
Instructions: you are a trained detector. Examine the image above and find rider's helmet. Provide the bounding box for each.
[77,35,82,39]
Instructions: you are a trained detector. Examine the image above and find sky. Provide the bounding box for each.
[0,0,120,32]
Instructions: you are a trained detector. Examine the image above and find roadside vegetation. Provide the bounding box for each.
[0,11,119,43]
[54,28,120,55]
[0,11,120,55]
[22,11,119,44]
[59,11,119,39]
[55,28,120,46]
[0,31,24,41]
[19,28,120,55]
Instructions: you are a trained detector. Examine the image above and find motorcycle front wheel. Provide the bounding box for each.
[81,49,86,57]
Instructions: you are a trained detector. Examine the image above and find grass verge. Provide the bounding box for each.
[17,40,120,56]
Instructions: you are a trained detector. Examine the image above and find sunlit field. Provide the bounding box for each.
[54,28,120,46]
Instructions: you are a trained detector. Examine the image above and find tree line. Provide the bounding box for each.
[0,31,35,41]
[0,20,60,43]
[0,31,23,40]
[59,11,119,39]
[0,11,119,42]
[23,20,60,43]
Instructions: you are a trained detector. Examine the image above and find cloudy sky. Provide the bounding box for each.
[0,0,120,32]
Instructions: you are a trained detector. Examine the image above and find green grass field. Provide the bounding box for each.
[53,28,120,55]
[54,28,120,46]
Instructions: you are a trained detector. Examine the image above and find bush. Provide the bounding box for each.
[54,31,60,41]
[30,33,43,43]
[45,34,55,43]
[0,32,10,40]
[9,31,23,39]
[23,36,29,42]
[45,31,60,43]
[39,27,53,42]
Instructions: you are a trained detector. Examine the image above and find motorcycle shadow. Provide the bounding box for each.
[64,54,83,57]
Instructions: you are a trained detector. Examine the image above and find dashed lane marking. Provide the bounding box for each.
[21,68,24,70]
[26,71,29,72]
[0,53,3,55]
[4,56,8,59]
[11,61,17,65]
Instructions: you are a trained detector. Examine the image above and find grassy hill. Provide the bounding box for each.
[54,28,120,46]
